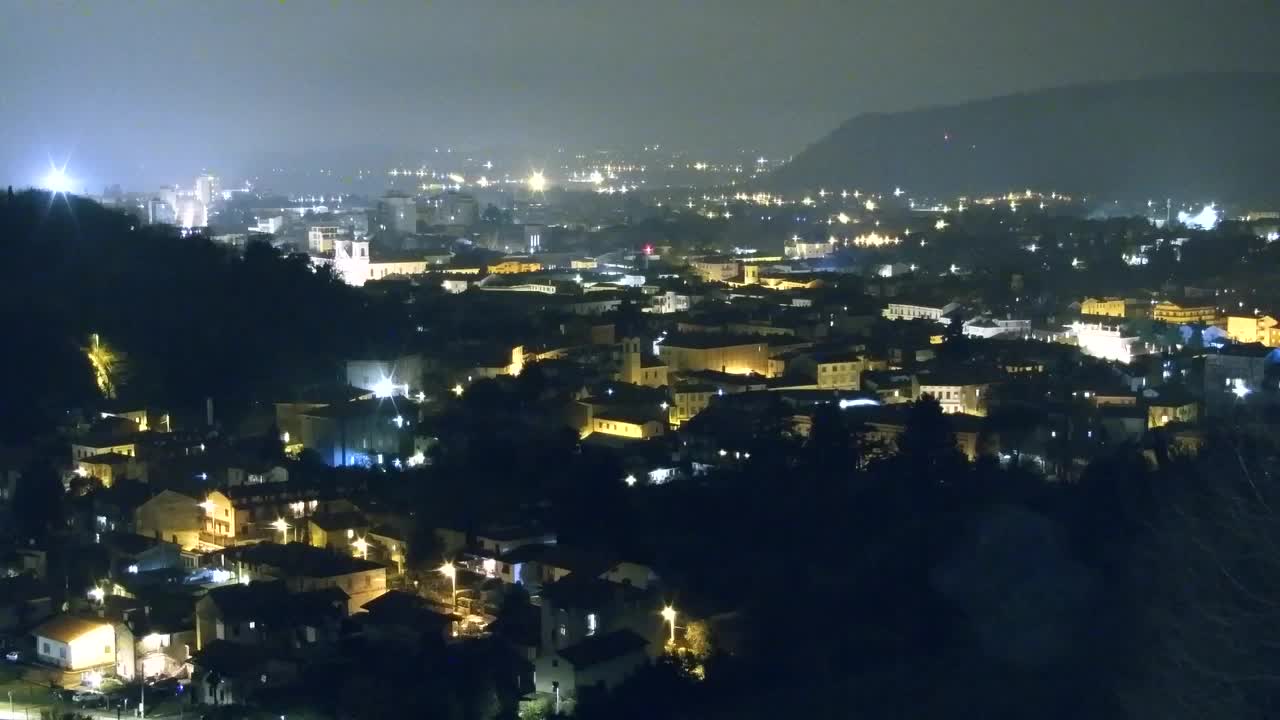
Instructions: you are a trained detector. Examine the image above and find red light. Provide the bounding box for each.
[643,244,653,255]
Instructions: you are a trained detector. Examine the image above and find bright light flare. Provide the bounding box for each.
[1178,204,1220,230]
[527,171,547,193]
[41,166,74,194]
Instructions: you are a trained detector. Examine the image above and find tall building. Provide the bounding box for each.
[378,192,418,234]
[194,174,221,206]
[307,225,345,254]
[524,224,544,253]
[148,198,176,225]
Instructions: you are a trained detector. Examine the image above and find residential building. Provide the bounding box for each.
[346,355,425,396]
[882,301,960,323]
[378,193,418,234]
[533,629,650,707]
[489,258,544,274]
[306,225,345,254]
[32,615,119,686]
[1225,314,1280,347]
[135,489,203,550]
[1153,300,1219,325]
[1080,297,1147,319]
[916,372,993,416]
[214,543,387,614]
[194,581,347,651]
[668,383,716,427]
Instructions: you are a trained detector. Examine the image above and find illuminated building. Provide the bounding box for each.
[32,615,117,687]
[1225,314,1280,346]
[658,333,775,377]
[617,337,669,388]
[72,435,137,462]
[690,257,741,282]
[211,542,387,615]
[251,215,284,234]
[525,224,545,253]
[1147,395,1199,429]
[1072,323,1143,363]
[882,301,959,323]
[813,353,887,390]
[489,258,544,274]
[784,236,832,260]
[75,452,145,488]
[346,355,425,396]
[135,489,208,550]
[1080,297,1148,320]
[1153,301,1219,325]
[307,225,345,254]
[916,373,993,416]
[194,174,221,206]
[668,383,715,427]
[147,198,176,225]
[328,240,452,286]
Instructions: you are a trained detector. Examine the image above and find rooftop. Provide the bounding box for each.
[558,629,649,668]
[225,542,383,577]
[33,614,110,643]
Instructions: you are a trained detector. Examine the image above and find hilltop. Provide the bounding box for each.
[765,73,1280,204]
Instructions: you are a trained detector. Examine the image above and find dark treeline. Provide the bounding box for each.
[0,190,405,441]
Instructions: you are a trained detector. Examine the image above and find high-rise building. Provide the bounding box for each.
[147,198,176,225]
[194,174,221,206]
[378,192,418,234]
[307,225,346,254]
[524,224,544,253]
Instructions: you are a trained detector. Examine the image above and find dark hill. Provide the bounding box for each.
[766,73,1280,204]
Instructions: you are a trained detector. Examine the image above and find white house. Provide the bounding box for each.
[883,301,959,323]
[33,615,118,685]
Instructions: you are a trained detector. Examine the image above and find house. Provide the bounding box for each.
[1080,297,1148,320]
[0,574,53,633]
[1153,300,1218,325]
[916,370,995,416]
[306,511,370,552]
[533,629,650,705]
[1146,391,1199,429]
[31,614,119,687]
[75,452,146,487]
[123,603,195,680]
[214,543,387,614]
[539,574,659,657]
[473,526,556,557]
[295,398,411,467]
[357,591,455,647]
[134,490,203,550]
[1225,314,1280,347]
[194,581,347,652]
[191,640,299,706]
[100,532,183,576]
[71,433,139,462]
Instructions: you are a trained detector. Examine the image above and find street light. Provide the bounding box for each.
[661,605,677,647]
[439,561,457,612]
[271,517,290,544]
[352,536,369,560]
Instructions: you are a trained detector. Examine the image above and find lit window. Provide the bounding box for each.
[587,613,597,636]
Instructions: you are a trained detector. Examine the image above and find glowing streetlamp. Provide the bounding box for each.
[527,171,547,193]
[660,605,677,647]
[271,517,291,544]
[439,561,457,612]
[87,586,105,603]
[352,536,369,560]
[624,474,637,487]
[452,383,465,397]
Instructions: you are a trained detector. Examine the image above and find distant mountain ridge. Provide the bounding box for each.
[765,72,1280,205]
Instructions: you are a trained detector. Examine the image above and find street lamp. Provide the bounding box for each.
[439,561,457,612]
[352,536,369,560]
[271,517,290,544]
[660,605,677,647]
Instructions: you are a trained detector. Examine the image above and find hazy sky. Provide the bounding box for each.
[3,0,1278,189]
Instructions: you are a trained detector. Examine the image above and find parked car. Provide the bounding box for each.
[4,650,19,662]
[71,691,101,704]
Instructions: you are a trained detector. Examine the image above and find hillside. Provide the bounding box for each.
[765,73,1280,204]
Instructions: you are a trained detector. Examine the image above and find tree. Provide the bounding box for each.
[804,403,858,484]
[897,395,965,480]
[12,461,64,541]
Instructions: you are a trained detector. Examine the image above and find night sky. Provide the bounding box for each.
[2,0,1278,189]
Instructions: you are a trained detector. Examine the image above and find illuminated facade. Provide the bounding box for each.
[883,301,959,323]
[1153,301,1218,325]
[1080,297,1145,319]
[658,335,774,376]
[1225,314,1280,346]
[33,615,117,684]
[1072,323,1143,363]
[489,259,544,274]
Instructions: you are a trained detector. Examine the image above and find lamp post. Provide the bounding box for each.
[660,605,677,647]
[271,518,290,544]
[439,561,457,612]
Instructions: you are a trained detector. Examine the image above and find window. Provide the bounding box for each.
[59,647,66,659]
[42,642,49,654]
[249,621,256,629]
